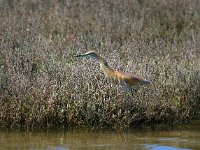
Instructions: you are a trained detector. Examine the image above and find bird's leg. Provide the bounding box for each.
[115,79,122,99]
[130,86,139,92]
[117,85,123,95]
[116,86,124,100]
[119,79,131,93]
[116,79,130,100]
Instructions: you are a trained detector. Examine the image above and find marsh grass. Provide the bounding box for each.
[0,0,200,130]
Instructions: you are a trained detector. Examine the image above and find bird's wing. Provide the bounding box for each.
[114,71,146,86]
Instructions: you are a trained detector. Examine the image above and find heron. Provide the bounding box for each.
[74,51,151,91]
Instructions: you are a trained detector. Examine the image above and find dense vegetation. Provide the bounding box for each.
[0,0,200,130]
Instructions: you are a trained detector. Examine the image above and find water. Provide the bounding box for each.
[0,128,200,150]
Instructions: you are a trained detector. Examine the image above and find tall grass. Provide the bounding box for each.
[0,0,200,130]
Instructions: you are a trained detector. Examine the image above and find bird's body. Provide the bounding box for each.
[74,51,150,90]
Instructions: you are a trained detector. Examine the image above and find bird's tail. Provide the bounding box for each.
[143,79,151,84]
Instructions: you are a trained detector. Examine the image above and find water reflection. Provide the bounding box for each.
[144,144,191,150]
[0,129,200,150]
[46,147,69,150]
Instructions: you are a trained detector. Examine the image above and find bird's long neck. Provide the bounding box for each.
[98,56,114,78]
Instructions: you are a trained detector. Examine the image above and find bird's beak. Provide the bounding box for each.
[74,54,86,57]
[74,54,82,57]
[74,52,98,60]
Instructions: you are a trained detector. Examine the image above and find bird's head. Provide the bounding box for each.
[74,51,99,60]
